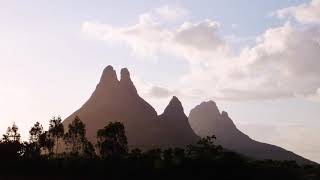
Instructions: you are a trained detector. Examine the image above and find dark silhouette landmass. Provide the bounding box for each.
[0,119,319,180]
[64,66,314,165]
[63,65,198,149]
[189,101,315,165]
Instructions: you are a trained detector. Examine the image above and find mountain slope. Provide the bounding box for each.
[159,96,199,147]
[63,66,198,149]
[188,101,315,165]
[63,65,315,164]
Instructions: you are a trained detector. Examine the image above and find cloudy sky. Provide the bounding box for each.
[0,0,319,162]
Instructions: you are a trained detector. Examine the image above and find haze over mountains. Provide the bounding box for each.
[189,101,313,164]
[64,65,315,164]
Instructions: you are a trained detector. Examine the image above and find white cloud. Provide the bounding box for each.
[276,0,320,24]
[82,15,172,58]
[222,23,320,100]
[131,76,177,99]
[155,5,189,21]
[82,15,225,61]
[149,86,177,98]
[177,22,320,101]
[82,4,320,102]
[175,20,225,51]
[130,75,177,113]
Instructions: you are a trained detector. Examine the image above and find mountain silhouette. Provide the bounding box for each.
[188,101,315,164]
[159,96,199,146]
[64,65,314,164]
[63,66,198,149]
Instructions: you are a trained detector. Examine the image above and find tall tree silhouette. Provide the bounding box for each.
[23,122,44,158]
[97,122,128,158]
[83,140,96,159]
[0,123,22,160]
[187,135,223,160]
[49,116,64,155]
[64,116,87,156]
[2,123,21,142]
[39,131,54,156]
[29,122,43,143]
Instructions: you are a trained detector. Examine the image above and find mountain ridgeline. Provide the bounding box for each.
[63,65,314,164]
[63,66,198,149]
[188,101,314,164]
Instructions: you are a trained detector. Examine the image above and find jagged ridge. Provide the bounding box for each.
[63,66,198,149]
[188,101,315,165]
[63,65,314,164]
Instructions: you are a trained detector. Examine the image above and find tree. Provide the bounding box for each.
[83,140,96,159]
[172,148,186,165]
[0,123,23,160]
[2,123,21,142]
[64,116,87,156]
[29,122,43,143]
[23,122,44,158]
[49,116,64,155]
[163,148,174,163]
[22,142,41,159]
[130,148,142,160]
[144,148,163,168]
[39,131,54,156]
[187,135,222,160]
[97,122,128,159]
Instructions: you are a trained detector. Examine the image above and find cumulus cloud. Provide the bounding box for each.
[131,76,177,99]
[177,22,320,101]
[175,20,225,52]
[149,86,176,98]
[82,15,172,58]
[221,23,320,100]
[155,5,189,21]
[275,0,320,24]
[82,3,320,102]
[82,17,225,60]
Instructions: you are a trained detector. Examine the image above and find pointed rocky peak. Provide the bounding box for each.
[221,111,229,118]
[201,100,216,106]
[99,65,119,86]
[203,100,219,108]
[120,68,130,82]
[163,96,184,115]
[220,110,237,129]
[193,100,220,116]
[119,67,137,94]
[189,101,237,137]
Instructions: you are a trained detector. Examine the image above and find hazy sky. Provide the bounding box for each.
[0,0,319,162]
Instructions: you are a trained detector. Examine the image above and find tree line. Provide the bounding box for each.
[0,116,130,160]
[0,116,318,180]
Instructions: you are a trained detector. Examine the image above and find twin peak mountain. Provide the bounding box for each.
[64,65,198,149]
[63,65,314,164]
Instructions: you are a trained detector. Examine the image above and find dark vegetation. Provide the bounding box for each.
[0,117,318,180]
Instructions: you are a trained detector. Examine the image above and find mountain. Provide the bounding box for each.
[159,96,199,146]
[63,65,314,164]
[188,101,315,165]
[63,66,198,149]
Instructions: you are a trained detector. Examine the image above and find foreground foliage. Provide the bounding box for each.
[0,117,318,180]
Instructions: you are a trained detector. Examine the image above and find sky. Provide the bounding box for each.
[0,0,319,162]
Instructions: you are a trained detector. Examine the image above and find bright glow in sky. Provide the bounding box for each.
[0,0,319,162]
